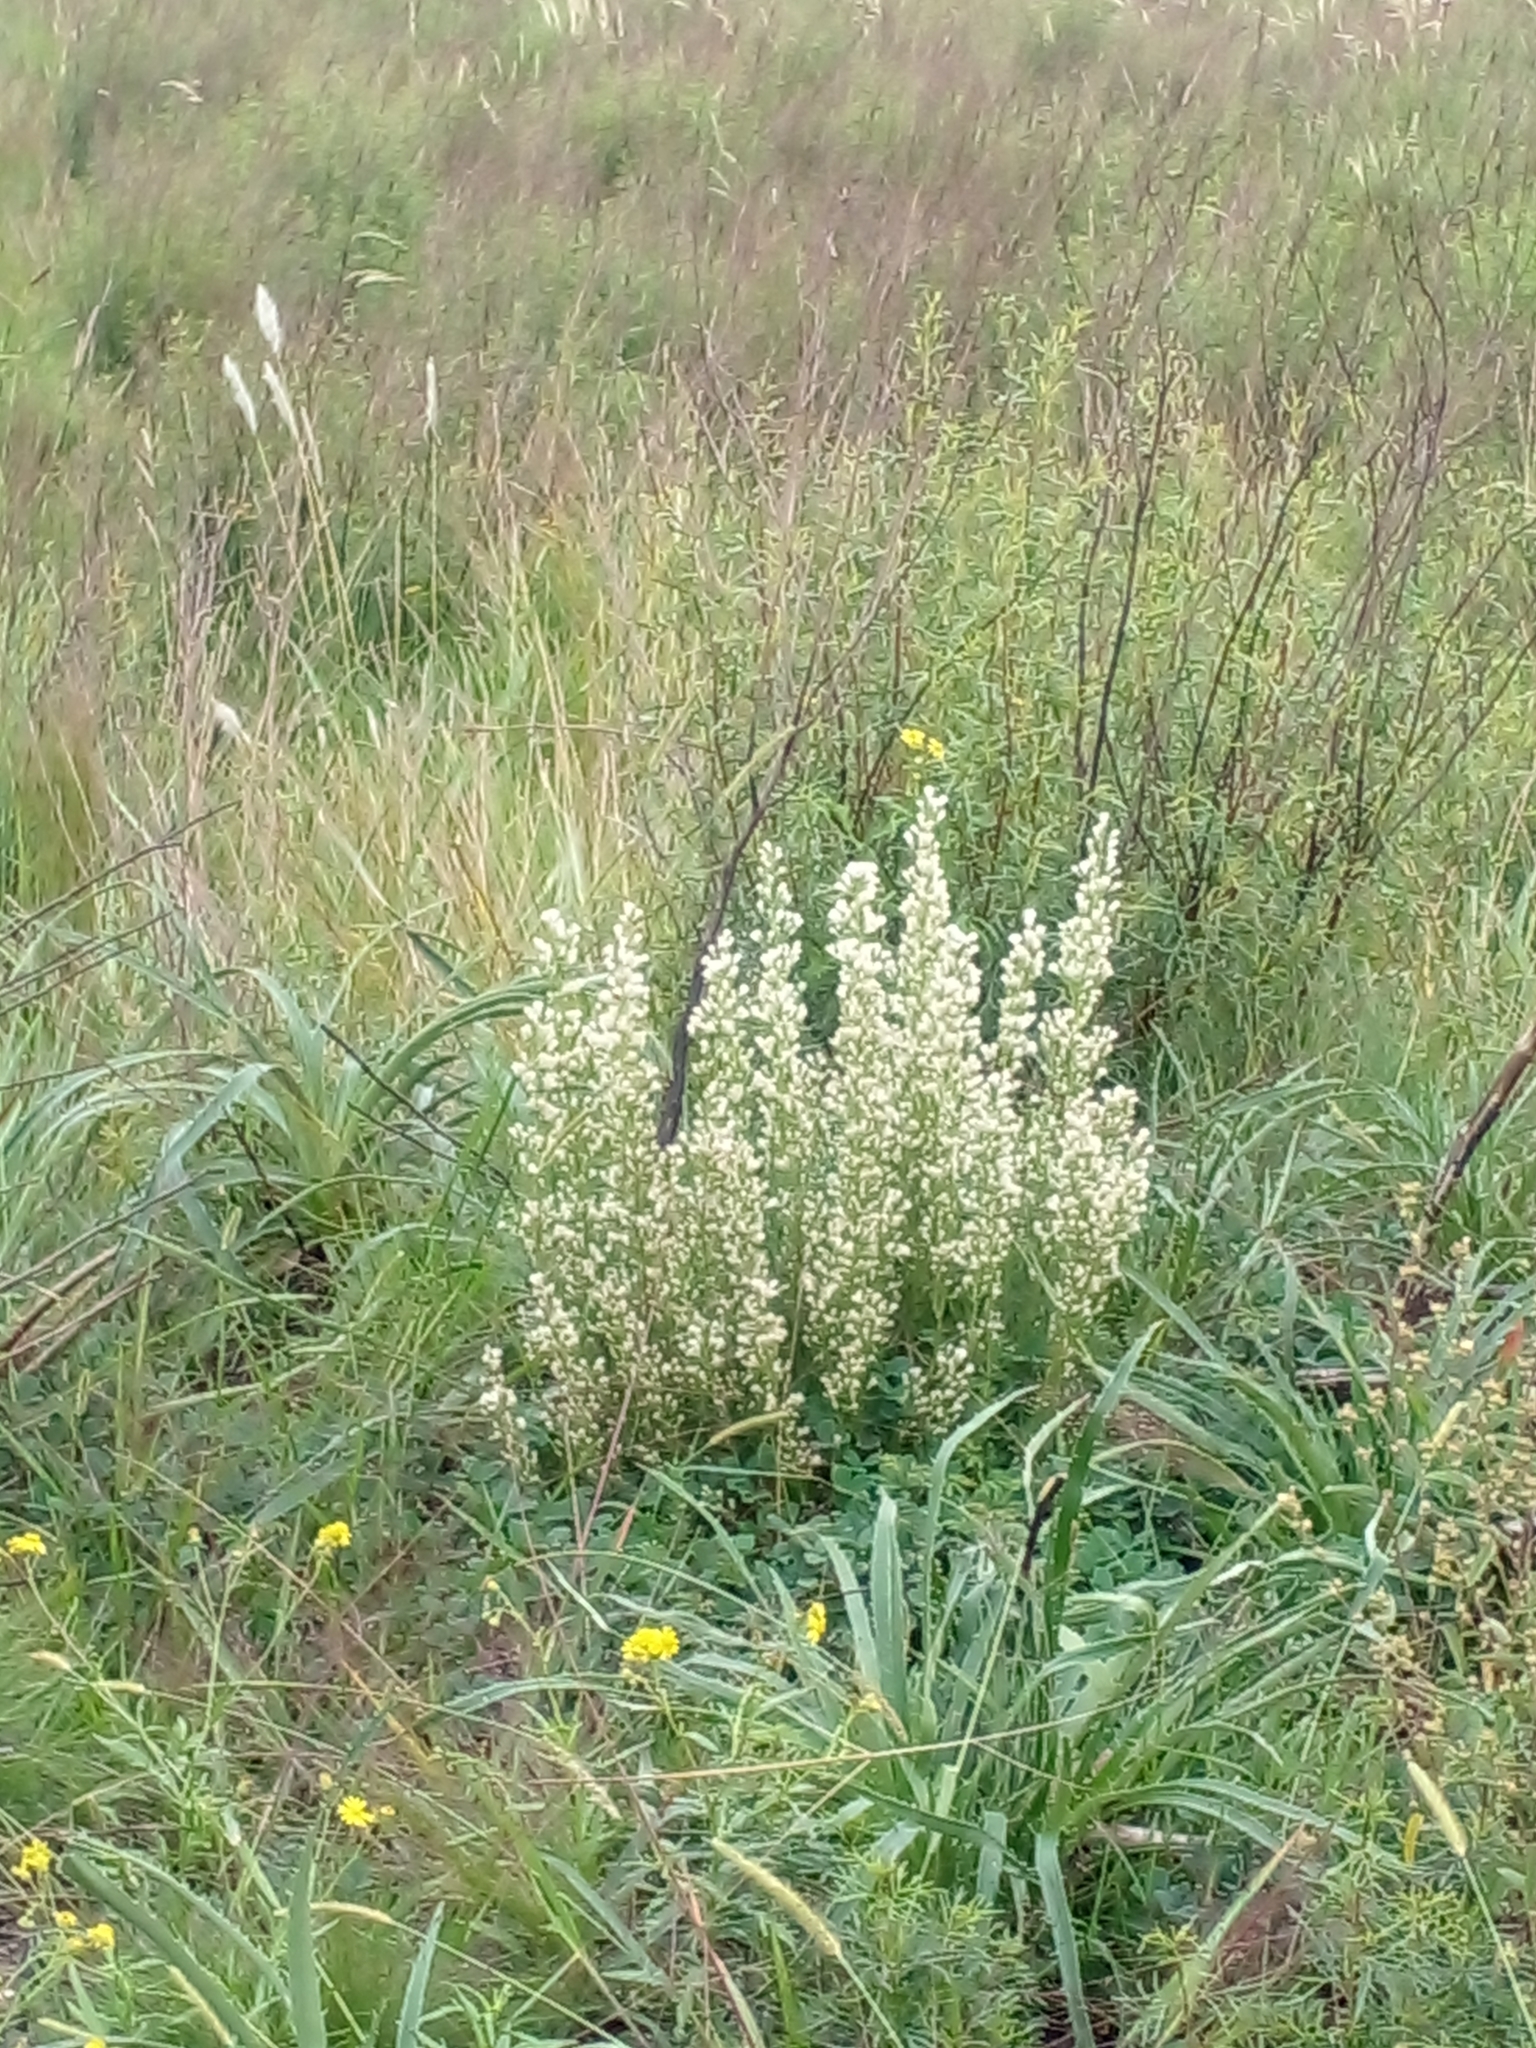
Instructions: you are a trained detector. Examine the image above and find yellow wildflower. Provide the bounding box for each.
[803,1600,828,1646]
[83,2038,107,2048]
[620,1624,680,1665]
[336,1794,379,1830]
[84,1921,115,1954]
[897,726,945,762]
[9,1837,52,1881]
[312,1520,352,1557]
[5,1531,47,1560]
[54,1909,78,1930]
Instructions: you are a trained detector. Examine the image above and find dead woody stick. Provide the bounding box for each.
[1419,1009,1536,1244]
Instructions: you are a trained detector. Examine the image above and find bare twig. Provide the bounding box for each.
[0,1246,116,1358]
[1420,1009,1536,1243]
[3,1268,151,1377]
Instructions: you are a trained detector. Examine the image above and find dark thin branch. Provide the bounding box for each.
[1420,1010,1536,1243]
[0,1247,115,1357]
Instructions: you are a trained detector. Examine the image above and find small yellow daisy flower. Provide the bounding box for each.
[53,1909,78,1930]
[83,2037,107,2048]
[84,1921,115,1954]
[897,726,945,762]
[620,1624,680,1665]
[336,1794,379,1830]
[9,1837,52,1882]
[312,1520,352,1557]
[803,1600,827,1646]
[5,1531,47,1560]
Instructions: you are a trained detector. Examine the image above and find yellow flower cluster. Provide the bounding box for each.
[64,1920,116,1957]
[898,726,946,762]
[620,1624,680,1664]
[336,1793,394,1831]
[5,1530,47,1560]
[312,1520,352,1556]
[9,1837,51,1881]
[803,1600,827,1645]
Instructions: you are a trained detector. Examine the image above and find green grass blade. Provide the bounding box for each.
[287,1845,329,2048]
[80,1843,286,1994]
[869,1491,909,1729]
[920,1386,1027,1645]
[824,1535,881,1696]
[767,1923,810,2048]
[1046,1330,1154,1641]
[977,1809,1007,1907]
[395,1902,444,2048]
[1034,1831,1093,2048]
[64,1852,279,2048]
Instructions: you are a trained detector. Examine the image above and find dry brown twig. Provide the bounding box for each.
[1419,1008,1536,1246]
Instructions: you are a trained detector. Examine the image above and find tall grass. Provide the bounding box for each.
[7,2,1536,2044]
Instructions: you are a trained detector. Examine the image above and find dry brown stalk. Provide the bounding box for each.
[1420,1009,1536,1244]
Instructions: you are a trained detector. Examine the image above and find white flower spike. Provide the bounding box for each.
[254,283,283,359]
[261,359,299,441]
[221,355,257,434]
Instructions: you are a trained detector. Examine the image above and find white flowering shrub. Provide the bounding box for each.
[508,792,1151,1460]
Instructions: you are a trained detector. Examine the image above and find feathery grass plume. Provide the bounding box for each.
[1404,1757,1469,1859]
[221,355,257,434]
[424,356,438,438]
[261,360,299,442]
[209,701,245,751]
[712,1839,843,1959]
[254,283,283,359]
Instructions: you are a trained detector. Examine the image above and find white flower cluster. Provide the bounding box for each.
[508,795,1150,1458]
[1021,816,1153,1338]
